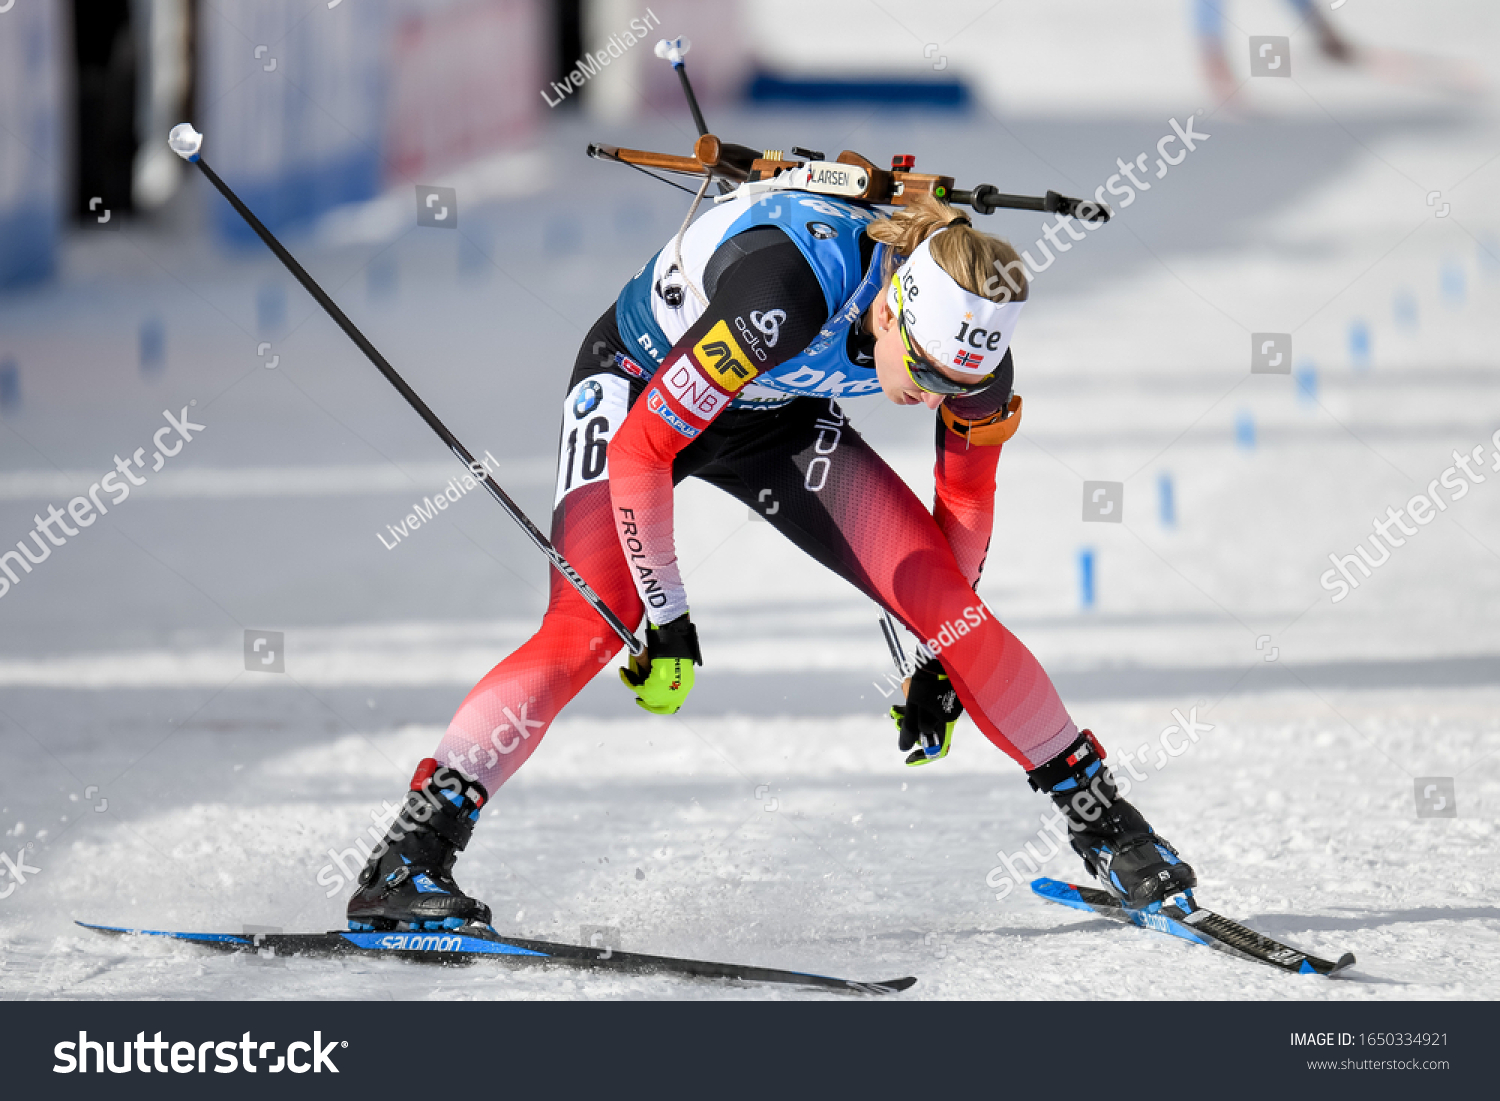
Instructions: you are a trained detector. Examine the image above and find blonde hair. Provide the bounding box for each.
[866,191,1029,303]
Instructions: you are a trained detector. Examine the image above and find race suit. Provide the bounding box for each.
[433,191,1079,790]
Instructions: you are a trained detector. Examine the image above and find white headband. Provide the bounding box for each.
[886,232,1025,379]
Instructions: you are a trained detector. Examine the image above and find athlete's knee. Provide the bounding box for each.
[533,609,625,671]
[910,599,993,657]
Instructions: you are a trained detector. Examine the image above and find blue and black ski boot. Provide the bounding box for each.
[346,758,492,932]
[1027,730,1196,910]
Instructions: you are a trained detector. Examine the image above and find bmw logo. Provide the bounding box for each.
[806,221,837,239]
[573,381,603,418]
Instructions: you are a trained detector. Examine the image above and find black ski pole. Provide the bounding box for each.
[167,124,644,657]
[654,37,708,137]
[879,612,909,676]
[654,37,737,195]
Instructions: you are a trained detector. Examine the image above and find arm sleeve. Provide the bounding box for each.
[931,352,1018,588]
[608,233,827,625]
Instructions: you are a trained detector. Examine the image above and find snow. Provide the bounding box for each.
[2,3,1499,1000]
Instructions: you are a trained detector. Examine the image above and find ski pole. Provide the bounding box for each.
[879,611,909,677]
[881,613,950,765]
[655,37,708,137]
[654,37,739,196]
[166,124,644,657]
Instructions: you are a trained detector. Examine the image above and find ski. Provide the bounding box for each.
[76,921,916,996]
[1029,878,1355,977]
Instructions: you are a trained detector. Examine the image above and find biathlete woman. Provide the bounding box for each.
[345,187,1198,931]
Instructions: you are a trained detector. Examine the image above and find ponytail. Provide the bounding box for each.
[866,190,1029,304]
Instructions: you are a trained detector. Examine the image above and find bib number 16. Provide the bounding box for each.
[554,374,631,508]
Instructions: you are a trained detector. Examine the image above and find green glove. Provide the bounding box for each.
[619,613,703,715]
[890,657,962,766]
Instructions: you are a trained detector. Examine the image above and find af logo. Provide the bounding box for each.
[693,320,753,392]
[573,380,603,418]
[805,221,837,239]
[654,264,686,309]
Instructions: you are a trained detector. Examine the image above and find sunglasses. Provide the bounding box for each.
[890,276,994,396]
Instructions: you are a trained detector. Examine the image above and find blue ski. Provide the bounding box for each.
[76,921,915,996]
[1030,878,1355,977]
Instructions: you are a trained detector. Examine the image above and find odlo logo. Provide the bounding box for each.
[750,309,785,347]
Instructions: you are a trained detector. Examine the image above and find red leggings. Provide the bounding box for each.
[434,375,1078,793]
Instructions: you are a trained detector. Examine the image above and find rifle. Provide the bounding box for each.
[586,37,1109,223]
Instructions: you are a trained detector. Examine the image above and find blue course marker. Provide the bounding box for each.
[1348,319,1371,370]
[1158,472,1176,528]
[0,357,18,412]
[1441,260,1466,306]
[1235,409,1256,450]
[140,316,165,376]
[1294,360,1317,405]
[1393,287,1418,330]
[366,255,398,300]
[1479,235,1500,275]
[257,282,287,335]
[1079,548,1096,610]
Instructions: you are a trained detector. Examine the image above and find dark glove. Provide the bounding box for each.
[890,657,962,766]
[619,613,702,715]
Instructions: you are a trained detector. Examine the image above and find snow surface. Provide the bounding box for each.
[2,3,1499,999]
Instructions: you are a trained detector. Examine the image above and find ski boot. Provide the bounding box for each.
[346,758,493,932]
[1027,730,1196,911]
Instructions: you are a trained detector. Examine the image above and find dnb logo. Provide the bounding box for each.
[573,380,603,418]
[693,320,753,392]
[661,358,726,419]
